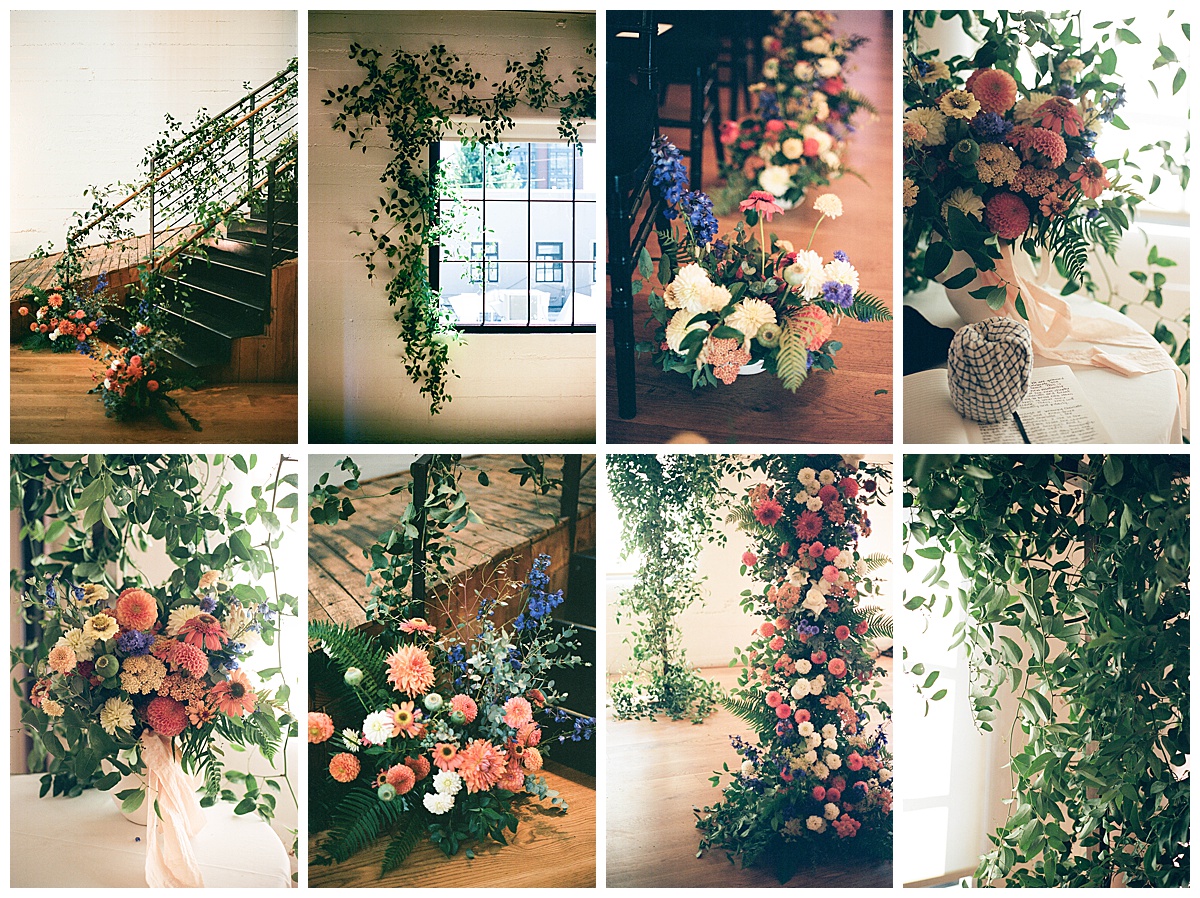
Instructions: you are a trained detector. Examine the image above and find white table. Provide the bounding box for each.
[10,774,291,888]
[905,285,1183,444]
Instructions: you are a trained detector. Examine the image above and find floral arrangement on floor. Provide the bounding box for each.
[902,11,1180,309]
[18,569,290,813]
[309,555,594,874]
[16,279,106,355]
[89,272,202,431]
[636,139,891,392]
[717,11,874,213]
[697,454,893,881]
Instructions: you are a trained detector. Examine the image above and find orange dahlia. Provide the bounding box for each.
[329,752,360,783]
[965,68,1018,114]
[146,695,189,737]
[115,588,159,631]
[449,693,478,723]
[209,669,257,717]
[308,711,335,743]
[503,696,534,729]
[787,305,833,351]
[405,755,431,780]
[457,739,506,793]
[163,640,210,679]
[385,763,417,795]
[385,645,436,695]
[984,192,1031,240]
[522,746,544,772]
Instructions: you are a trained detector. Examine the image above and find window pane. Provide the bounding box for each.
[485,281,553,325]
[530,202,575,258]
[438,199,483,260]
[571,261,598,325]
[484,200,528,261]
[439,261,482,326]
[439,141,483,191]
[487,143,529,191]
[575,200,597,264]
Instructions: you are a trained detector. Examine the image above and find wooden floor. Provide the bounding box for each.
[606,661,894,888]
[309,454,597,631]
[10,346,298,443]
[607,10,894,443]
[308,761,596,888]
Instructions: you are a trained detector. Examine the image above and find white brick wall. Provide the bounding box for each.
[10,11,297,261]
[308,11,597,442]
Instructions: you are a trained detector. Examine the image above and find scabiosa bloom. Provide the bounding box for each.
[385,645,436,695]
[821,281,854,308]
[178,613,229,651]
[199,594,218,614]
[115,588,158,631]
[329,752,360,783]
[457,739,506,793]
[754,497,785,527]
[209,669,257,717]
[308,712,335,743]
[146,695,189,737]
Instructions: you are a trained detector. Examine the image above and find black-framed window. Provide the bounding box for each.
[470,241,500,284]
[535,242,564,283]
[431,139,597,332]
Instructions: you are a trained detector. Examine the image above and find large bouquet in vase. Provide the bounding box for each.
[697,455,893,879]
[719,11,874,212]
[18,571,288,813]
[308,555,594,874]
[637,140,891,392]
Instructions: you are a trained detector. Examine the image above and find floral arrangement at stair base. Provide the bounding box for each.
[902,10,1187,364]
[718,11,874,213]
[16,280,106,355]
[89,272,201,431]
[309,555,594,874]
[637,140,891,392]
[697,454,893,882]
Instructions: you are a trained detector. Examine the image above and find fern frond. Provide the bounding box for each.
[840,86,878,115]
[857,606,894,641]
[381,811,425,877]
[845,293,894,323]
[315,786,405,865]
[776,328,809,392]
[308,620,390,698]
[719,691,778,737]
[860,552,890,574]
[726,504,777,539]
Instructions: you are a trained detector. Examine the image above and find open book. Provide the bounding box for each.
[904,365,1112,444]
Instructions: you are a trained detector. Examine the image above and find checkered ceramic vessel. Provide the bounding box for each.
[947,317,1034,423]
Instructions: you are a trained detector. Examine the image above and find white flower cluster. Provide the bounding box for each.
[424,770,464,815]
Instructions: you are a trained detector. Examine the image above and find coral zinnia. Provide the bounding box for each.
[385,645,436,695]
[329,752,360,783]
[1069,158,1110,199]
[828,658,848,677]
[209,669,257,717]
[115,588,159,631]
[1034,96,1084,137]
[984,192,1032,240]
[178,613,229,651]
[754,497,785,527]
[457,739,507,793]
[146,695,189,737]
[308,712,335,743]
[795,510,823,541]
[449,693,478,724]
[739,190,785,221]
[965,68,1018,114]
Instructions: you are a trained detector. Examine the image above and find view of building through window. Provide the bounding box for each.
[435,140,598,329]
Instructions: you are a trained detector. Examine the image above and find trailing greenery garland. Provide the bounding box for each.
[323,40,596,415]
[903,454,1188,887]
[607,454,744,723]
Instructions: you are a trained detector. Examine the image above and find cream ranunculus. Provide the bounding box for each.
[758,165,793,197]
[762,58,779,79]
[802,588,827,617]
[782,137,805,160]
[665,310,710,354]
[724,298,776,341]
[816,56,841,78]
[802,36,831,55]
[793,61,815,81]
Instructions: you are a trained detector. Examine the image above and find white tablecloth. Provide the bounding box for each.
[10,774,291,888]
[905,285,1183,444]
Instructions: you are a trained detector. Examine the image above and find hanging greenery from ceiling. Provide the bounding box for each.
[904,454,1188,887]
[324,40,596,415]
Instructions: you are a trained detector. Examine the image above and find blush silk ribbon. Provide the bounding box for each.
[141,731,206,888]
[980,242,1187,430]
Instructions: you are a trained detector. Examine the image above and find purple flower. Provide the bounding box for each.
[970,111,1012,142]
[650,137,688,207]
[199,594,217,613]
[117,630,154,656]
[822,280,855,309]
[833,250,848,262]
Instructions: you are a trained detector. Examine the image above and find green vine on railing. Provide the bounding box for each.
[323,41,596,415]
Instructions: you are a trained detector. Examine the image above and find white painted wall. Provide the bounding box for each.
[605,455,894,672]
[308,10,597,442]
[10,11,297,261]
